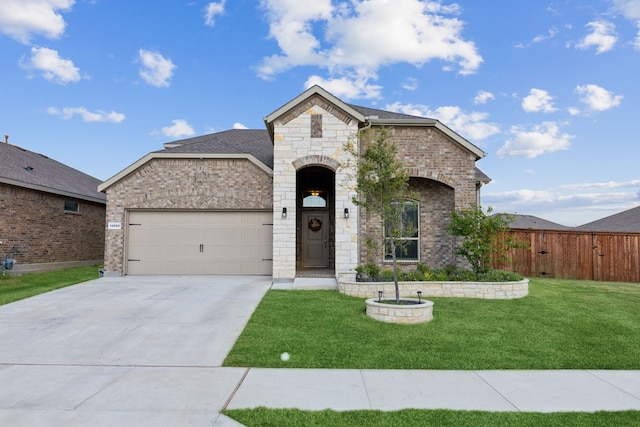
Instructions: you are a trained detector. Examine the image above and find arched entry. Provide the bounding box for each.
[296,166,335,273]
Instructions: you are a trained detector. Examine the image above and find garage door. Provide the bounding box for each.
[126,211,273,275]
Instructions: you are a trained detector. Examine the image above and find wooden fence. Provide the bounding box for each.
[492,229,640,283]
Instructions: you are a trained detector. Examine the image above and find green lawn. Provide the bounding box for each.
[223,278,640,369]
[223,408,640,427]
[0,266,101,305]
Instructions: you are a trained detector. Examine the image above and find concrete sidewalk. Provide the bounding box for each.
[225,368,640,413]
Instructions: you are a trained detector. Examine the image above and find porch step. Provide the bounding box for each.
[272,277,338,290]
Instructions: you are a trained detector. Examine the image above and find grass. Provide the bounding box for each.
[0,266,101,306]
[223,408,640,427]
[223,278,640,369]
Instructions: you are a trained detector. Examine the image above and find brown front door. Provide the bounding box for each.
[301,211,329,267]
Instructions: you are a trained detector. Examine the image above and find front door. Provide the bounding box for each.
[301,211,329,267]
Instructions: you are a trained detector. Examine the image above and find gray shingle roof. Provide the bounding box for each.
[576,206,640,233]
[502,214,572,230]
[349,104,429,120]
[158,129,274,169]
[0,142,105,203]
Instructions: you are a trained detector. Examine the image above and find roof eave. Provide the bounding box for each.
[0,177,106,204]
[98,152,274,192]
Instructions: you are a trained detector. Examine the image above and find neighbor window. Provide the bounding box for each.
[64,200,79,213]
[384,199,419,261]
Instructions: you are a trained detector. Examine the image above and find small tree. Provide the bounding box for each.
[345,128,416,303]
[447,205,523,274]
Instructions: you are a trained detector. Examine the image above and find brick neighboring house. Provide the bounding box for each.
[99,86,489,280]
[0,139,106,274]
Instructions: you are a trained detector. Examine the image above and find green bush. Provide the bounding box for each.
[354,264,523,282]
[379,269,395,282]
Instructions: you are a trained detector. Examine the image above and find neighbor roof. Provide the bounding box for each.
[0,142,105,204]
[576,206,640,233]
[503,214,572,230]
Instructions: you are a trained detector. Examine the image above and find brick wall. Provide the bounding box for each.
[0,183,105,266]
[357,126,478,270]
[103,157,273,275]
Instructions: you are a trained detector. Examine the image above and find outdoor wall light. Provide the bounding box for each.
[282,207,287,218]
[417,290,423,303]
[378,290,383,303]
[344,208,349,218]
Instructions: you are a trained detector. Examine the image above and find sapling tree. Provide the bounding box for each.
[345,128,417,303]
[447,205,524,275]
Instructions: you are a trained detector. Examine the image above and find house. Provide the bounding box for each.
[0,138,106,274]
[504,214,572,231]
[99,86,488,281]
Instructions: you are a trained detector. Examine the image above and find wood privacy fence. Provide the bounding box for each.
[492,229,640,283]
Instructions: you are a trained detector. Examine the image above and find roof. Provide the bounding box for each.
[576,205,640,233]
[159,129,273,169]
[0,142,105,204]
[503,214,572,230]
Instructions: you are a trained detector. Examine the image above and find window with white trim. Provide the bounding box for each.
[384,199,419,261]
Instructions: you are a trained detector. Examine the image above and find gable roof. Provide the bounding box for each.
[160,129,273,168]
[0,142,105,204]
[576,205,640,233]
[264,85,486,160]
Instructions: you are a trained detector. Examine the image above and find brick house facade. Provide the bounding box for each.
[99,86,488,280]
[0,142,106,274]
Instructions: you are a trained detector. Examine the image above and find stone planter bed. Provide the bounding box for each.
[339,278,529,300]
[365,298,434,324]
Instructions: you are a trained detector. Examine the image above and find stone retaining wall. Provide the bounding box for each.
[365,298,434,324]
[339,279,529,299]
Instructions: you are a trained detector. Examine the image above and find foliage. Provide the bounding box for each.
[344,128,417,302]
[447,205,526,274]
[224,407,640,427]
[0,266,101,305]
[224,278,640,369]
[354,263,523,282]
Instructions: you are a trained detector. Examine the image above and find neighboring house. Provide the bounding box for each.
[99,86,488,281]
[576,205,640,233]
[0,139,106,274]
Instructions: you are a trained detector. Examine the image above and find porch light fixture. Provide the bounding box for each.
[417,290,422,303]
[282,207,287,218]
[378,290,383,303]
[343,208,349,218]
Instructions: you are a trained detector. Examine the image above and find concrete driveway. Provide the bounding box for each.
[0,275,271,426]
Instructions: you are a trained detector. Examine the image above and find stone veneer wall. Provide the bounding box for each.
[358,126,478,270]
[0,183,105,269]
[339,279,529,300]
[103,158,272,275]
[271,95,359,281]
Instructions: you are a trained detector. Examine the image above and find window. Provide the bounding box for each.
[384,199,419,261]
[64,200,79,213]
[302,189,327,207]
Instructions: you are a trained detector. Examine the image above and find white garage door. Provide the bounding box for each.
[126,211,273,275]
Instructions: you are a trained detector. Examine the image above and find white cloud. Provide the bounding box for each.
[575,84,622,111]
[305,74,382,100]
[0,0,74,43]
[138,49,176,87]
[386,102,500,141]
[47,106,125,123]
[233,122,248,129]
[204,1,225,27]
[576,20,617,53]
[257,0,482,95]
[21,47,81,84]
[497,122,573,158]
[522,88,557,113]
[473,90,494,105]
[557,179,640,190]
[532,27,558,43]
[611,0,640,20]
[162,119,195,138]
[402,77,418,91]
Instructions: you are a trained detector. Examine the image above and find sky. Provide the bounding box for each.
[1,0,639,227]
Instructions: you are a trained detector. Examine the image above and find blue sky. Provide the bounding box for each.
[1,0,639,226]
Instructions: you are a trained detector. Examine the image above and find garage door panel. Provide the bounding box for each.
[126,211,273,275]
